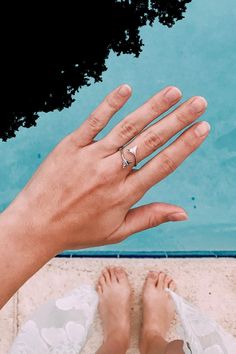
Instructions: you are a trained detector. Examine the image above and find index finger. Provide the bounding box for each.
[70,84,132,147]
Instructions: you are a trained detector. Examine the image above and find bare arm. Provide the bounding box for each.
[0,203,61,307]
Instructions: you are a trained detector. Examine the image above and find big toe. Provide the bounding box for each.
[145,271,159,288]
[114,267,128,282]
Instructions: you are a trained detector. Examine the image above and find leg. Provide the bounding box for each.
[139,271,184,354]
[95,266,131,354]
[166,340,185,353]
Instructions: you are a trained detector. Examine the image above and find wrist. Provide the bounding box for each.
[0,190,66,308]
[0,196,62,258]
[0,199,61,307]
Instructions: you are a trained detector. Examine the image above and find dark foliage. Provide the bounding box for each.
[1,0,191,141]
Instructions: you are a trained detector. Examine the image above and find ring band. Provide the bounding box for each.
[119,147,132,168]
[127,146,137,167]
[119,145,138,169]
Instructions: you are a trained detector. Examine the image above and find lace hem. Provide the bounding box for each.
[167,289,236,354]
[9,285,98,354]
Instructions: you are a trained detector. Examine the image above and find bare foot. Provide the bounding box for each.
[141,271,176,339]
[97,266,131,350]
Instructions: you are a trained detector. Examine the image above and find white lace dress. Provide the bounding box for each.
[168,290,236,354]
[9,286,236,354]
[9,285,98,354]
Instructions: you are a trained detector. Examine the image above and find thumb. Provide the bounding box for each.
[110,202,188,242]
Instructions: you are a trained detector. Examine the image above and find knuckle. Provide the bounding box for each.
[105,95,119,110]
[87,113,104,132]
[119,121,138,140]
[180,134,197,149]
[148,213,158,228]
[159,154,177,174]
[143,130,163,150]
[132,173,147,197]
[61,133,77,148]
[98,167,112,185]
[97,161,120,187]
[173,110,188,125]
[149,98,161,115]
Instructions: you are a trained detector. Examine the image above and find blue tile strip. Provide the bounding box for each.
[56,250,236,258]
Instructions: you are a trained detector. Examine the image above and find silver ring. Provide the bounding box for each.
[119,145,138,169]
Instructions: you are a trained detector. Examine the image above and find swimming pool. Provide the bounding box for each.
[0,0,235,256]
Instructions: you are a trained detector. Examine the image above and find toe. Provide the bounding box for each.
[157,272,166,290]
[115,267,127,282]
[103,268,111,284]
[98,275,106,290]
[97,284,103,295]
[145,271,159,288]
[149,271,159,281]
[108,267,116,282]
[169,281,177,291]
[164,275,172,289]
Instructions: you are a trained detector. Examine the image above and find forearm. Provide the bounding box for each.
[0,202,60,309]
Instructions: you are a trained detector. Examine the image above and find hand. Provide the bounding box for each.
[5,84,210,251]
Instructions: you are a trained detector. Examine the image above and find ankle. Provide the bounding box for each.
[139,329,167,354]
[104,330,130,351]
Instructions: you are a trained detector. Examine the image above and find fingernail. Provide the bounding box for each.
[190,96,208,113]
[167,212,188,222]
[195,121,211,137]
[164,87,182,103]
[118,84,131,97]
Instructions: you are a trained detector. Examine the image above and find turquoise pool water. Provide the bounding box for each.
[0,0,235,254]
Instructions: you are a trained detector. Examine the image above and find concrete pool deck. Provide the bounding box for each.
[1,258,236,353]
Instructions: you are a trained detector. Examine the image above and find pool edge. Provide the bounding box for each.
[56,250,236,258]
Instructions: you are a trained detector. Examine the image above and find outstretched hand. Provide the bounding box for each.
[7,84,210,251]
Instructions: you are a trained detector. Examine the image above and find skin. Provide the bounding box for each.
[0,84,210,308]
[96,267,184,354]
[140,271,184,354]
[96,267,131,354]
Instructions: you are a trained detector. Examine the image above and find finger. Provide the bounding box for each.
[125,96,207,164]
[106,96,207,173]
[127,121,211,197]
[101,86,182,153]
[107,203,188,242]
[70,84,132,146]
